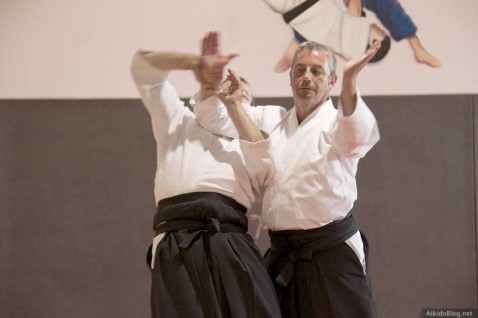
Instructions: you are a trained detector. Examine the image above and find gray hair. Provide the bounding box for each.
[290,42,337,77]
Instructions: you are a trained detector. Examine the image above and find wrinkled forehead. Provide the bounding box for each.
[293,49,330,69]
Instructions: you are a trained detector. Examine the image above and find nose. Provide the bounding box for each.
[303,67,313,80]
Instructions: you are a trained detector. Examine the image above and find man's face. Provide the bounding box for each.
[290,50,333,106]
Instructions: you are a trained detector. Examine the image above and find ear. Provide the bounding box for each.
[328,74,337,89]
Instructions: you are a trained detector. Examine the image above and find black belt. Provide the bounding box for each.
[153,192,248,236]
[157,192,246,214]
[155,219,247,235]
[267,213,358,286]
[283,0,320,23]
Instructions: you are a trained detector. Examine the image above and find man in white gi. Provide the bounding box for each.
[130,32,282,318]
[194,40,381,317]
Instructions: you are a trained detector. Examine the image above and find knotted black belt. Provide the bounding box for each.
[149,192,265,317]
[153,192,248,238]
[267,213,358,286]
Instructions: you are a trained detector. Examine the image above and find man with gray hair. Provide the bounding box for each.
[195,40,381,317]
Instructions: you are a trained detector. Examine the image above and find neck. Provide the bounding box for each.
[295,96,328,124]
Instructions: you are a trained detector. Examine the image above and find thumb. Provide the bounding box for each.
[226,53,239,63]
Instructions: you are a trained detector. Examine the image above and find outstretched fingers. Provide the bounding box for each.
[199,31,238,89]
[213,69,243,106]
[362,41,381,64]
[344,41,381,78]
[202,31,218,56]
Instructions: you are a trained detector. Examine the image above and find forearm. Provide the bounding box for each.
[339,40,381,117]
[226,103,265,142]
[340,77,357,117]
[143,51,201,74]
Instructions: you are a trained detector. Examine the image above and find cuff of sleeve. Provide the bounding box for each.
[191,94,221,109]
[239,134,271,149]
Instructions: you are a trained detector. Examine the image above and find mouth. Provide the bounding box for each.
[299,86,314,91]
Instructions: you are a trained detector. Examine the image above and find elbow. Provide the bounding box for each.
[335,130,380,158]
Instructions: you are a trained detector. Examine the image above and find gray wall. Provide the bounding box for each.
[0,100,156,318]
[1,96,477,317]
[356,95,477,317]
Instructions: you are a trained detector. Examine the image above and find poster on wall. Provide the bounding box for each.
[0,0,476,98]
[152,0,475,97]
[262,0,441,73]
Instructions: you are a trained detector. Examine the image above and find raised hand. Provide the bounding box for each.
[343,40,381,81]
[199,32,238,90]
[214,69,243,108]
[214,69,265,142]
[340,41,381,116]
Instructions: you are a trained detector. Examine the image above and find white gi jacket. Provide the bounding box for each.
[130,51,273,212]
[195,94,379,229]
[194,94,379,271]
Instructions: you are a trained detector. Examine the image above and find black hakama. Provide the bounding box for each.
[265,214,377,318]
[149,192,281,318]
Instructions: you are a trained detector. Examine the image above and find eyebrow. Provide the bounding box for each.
[294,63,325,71]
